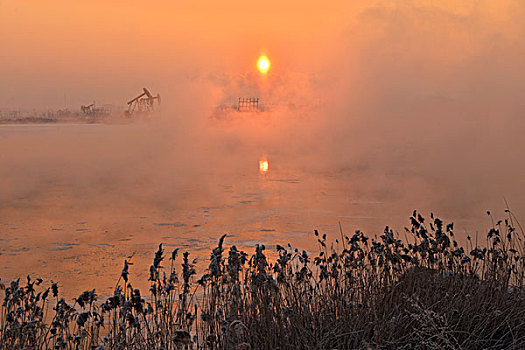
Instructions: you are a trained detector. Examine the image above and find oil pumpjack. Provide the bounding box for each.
[80,102,109,120]
[81,103,95,115]
[125,88,161,117]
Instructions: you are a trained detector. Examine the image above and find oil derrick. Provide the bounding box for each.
[125,88,161,117]
[237,97,259,112]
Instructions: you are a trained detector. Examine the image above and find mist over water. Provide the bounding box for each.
[1,0,525,294]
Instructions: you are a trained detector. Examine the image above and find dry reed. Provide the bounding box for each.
[2,210,525,349]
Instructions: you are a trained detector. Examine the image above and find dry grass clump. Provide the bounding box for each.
[1,210,525,349]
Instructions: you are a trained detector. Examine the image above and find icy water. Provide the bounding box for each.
[0,122,520,296]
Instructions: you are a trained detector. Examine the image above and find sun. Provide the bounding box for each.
[257,56,270,74]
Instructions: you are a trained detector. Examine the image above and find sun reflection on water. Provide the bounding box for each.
[259,158,269,173]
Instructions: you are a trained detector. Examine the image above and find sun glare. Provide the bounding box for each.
[257,56,270,74]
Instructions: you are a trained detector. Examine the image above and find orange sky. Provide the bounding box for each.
[0,0,523,108]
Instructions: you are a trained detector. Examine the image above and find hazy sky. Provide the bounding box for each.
[1,1,522,110]
[0,0,350,108]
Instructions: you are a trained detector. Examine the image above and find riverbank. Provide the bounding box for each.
[2,210,525,349]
